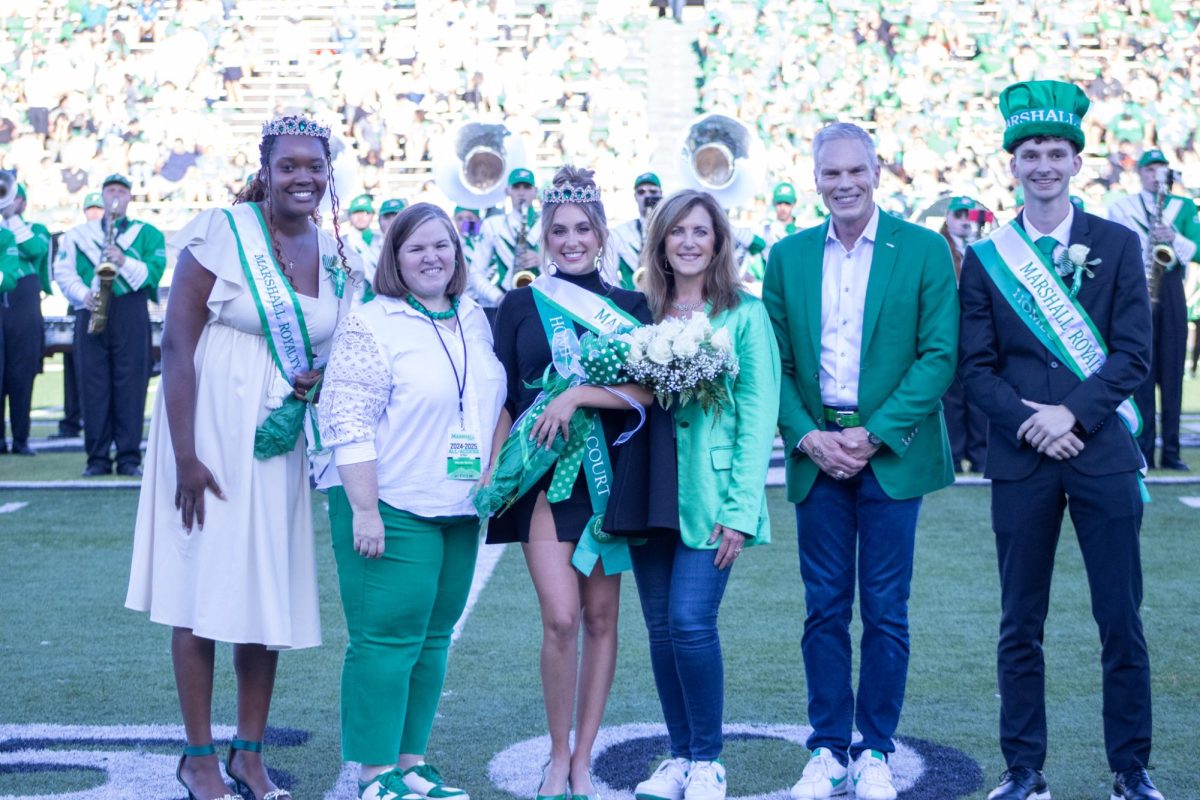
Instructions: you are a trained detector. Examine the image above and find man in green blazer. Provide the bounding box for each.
[762,122,958,800]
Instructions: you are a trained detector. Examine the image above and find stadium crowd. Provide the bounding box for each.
[3,1,1199,230]
[697,0,1200,223]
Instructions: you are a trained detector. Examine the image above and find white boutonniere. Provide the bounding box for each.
[322,254,346,298]
[1054,244,1101,298]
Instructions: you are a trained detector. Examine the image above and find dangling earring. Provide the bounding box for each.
[593,247,604,273]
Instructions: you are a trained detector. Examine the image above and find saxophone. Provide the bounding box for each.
[511,201,538,289]
[1147,167,1178,308]
[88,200,120,335]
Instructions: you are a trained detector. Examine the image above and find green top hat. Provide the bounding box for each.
[348,194,374,214]
[379,198,406,216]
[83,192,104,209]
[508,167,535,187]
[947,195,978,213]
[999,80,1089,153]
[773,182,797,204]
[634,172,661,188]
[1137,149,1168,169]
[102,173,132,189]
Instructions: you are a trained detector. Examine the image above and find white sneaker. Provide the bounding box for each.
[789,748,849,799]
[683,760,726,800]
[851,751,897,800]
[634,758,691,800]
[402,763,470,800]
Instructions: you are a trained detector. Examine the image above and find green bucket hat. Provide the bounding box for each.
[947,196,979,213]
[507,167,535,187]
[773,182,797,205]
[1137,149,1168,169]
[379,198,406,216]
[999,80,1090,153]
[348,194,374,214]
[102,173,133,190]
[83,192,104,209]
[634,172,661,188]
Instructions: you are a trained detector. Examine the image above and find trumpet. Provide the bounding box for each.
[633,266,648,289]
[88,199,120,335]
[1147,167,1178,307]
[513,269,538,288]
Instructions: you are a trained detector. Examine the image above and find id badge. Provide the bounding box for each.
[446,429,483,481]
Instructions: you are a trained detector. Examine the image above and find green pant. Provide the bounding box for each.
[328,487,479,764]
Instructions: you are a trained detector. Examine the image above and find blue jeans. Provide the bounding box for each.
[795,466,921,760]
[631,536,732,761]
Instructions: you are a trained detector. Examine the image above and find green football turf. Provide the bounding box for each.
[1,485,1196,799]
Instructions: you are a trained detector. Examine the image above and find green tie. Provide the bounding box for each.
[1035,236,1057,260]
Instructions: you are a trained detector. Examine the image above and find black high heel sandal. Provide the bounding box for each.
[226,738,292,800]
[177,743,243,800]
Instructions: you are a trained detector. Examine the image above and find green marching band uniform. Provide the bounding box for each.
[1,185,53,453]
[53,174,166,474]
[0,228,18,293]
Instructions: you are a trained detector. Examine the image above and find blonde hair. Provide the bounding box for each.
[374,203,468,299]
[641,190,742,322]
[539,165,609,268]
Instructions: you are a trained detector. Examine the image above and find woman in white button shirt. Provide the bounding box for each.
[320,203,507,800]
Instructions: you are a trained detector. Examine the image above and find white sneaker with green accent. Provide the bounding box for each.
[683,760,726,800]
[789,748,849,799]
[402,763,470,800]
[634,758,691,800]
[851,751,897,800]
[360,768,424,800]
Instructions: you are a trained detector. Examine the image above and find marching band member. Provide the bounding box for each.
[1107,149,1200,470]
[0,183,52,456]
[53,174,165,477]
[609,171,663,289]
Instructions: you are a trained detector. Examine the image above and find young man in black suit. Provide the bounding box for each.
[958,80,1164,800]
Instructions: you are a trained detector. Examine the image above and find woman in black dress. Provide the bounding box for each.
[488,165,674,800]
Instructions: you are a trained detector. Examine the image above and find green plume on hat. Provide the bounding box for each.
[999,80,1090,153]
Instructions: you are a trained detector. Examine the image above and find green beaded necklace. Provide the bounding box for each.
[405,293,459,320]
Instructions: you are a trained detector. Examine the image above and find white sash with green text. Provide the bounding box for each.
[970,221,1142,439]
[221,203,322,453]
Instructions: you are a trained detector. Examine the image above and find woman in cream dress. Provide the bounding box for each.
[126,116,359,800]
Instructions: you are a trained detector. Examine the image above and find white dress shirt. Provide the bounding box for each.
[1024,204,1074,258]
[319,293,507,517]
[819,206,880,407]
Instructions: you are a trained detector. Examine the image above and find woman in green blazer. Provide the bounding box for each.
[629,191,780,800]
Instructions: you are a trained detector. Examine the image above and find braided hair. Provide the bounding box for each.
[235,119,351,277]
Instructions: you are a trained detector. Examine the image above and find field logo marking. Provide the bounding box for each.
[489,722,982,800]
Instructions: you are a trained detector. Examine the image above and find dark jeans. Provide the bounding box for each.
[993,462,1151,771]
[795,466,921,761]
[631,536,731,761]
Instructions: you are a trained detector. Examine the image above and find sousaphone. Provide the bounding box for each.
[677,113,765,210]
[433,121,531,210]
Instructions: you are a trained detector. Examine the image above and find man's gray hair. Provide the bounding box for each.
[812,122,878,170]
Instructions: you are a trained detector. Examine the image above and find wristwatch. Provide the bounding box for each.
[866,431,883,447]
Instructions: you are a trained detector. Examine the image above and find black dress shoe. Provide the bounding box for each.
[81,464,111,477]
[116,464,143,477]
[988,767,1050,800]
[1112,767,1164,800]
[10,442,36,456]
[1159,457,1190,471]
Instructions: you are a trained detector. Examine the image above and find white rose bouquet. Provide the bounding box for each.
[620,313,739,415]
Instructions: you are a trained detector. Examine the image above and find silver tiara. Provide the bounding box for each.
[542,184,602,205]
[262,115,331,139]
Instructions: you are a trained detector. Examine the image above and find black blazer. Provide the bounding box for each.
[958,210,1151,481]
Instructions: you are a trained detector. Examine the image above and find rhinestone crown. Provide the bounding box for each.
[262,115,331,139]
